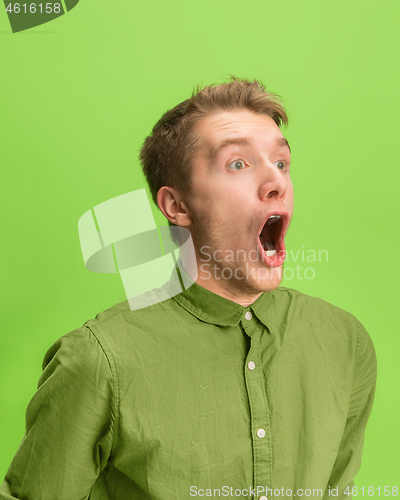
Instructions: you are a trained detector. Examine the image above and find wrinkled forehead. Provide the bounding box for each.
[193,110,289,160]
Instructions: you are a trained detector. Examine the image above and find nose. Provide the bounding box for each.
[259,162,288,202]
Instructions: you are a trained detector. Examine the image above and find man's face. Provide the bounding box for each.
[185,109,294,300]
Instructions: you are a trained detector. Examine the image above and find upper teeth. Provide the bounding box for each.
[266,215,281,225]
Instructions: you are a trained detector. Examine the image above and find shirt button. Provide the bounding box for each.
[245,311,252,320]
[257,428,266,439]
[247,361,256,370]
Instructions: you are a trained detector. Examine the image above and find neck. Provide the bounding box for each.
[177,253,263,307]
[195,274,263,307]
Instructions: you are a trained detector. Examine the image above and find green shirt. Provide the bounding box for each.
[0,274,376,500]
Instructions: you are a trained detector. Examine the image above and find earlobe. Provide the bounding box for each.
[157,186,192,226]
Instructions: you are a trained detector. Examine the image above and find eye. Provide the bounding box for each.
[274,160,288,171]
[227,159,247,171]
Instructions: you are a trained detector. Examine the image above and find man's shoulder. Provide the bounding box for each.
[84,291,178,332]
[274,286,355,319]
[85,299,132,325]
[272,286,369,343]
[271,287,376,370]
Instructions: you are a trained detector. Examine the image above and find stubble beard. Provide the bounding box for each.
[191,213,283,296]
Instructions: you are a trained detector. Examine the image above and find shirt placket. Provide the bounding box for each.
[241,308,272,500]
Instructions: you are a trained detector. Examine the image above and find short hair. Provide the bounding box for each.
[139,76,288,211]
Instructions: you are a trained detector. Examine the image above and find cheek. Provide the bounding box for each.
[286,182,294,216]
[191,181,244,216]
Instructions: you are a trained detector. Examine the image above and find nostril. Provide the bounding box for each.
[267,190,279,199]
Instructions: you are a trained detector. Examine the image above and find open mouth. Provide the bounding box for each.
[258,213,288,267]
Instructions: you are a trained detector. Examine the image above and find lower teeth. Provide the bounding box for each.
[266,249,276,257]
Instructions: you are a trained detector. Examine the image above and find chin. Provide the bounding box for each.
[235,264,283,294]
[254,274,283,293]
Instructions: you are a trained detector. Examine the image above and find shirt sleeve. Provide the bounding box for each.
[324,318,377,499]
[0,326,115,500]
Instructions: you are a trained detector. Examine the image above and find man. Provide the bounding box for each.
[1,78,376,500]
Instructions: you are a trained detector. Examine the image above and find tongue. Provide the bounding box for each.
[262,240,276,256]
[263,240,275,251]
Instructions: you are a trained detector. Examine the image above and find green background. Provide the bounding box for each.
[1,0,399,487]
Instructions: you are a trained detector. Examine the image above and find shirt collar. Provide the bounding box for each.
[172,269,275,331]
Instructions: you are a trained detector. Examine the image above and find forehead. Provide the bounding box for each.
[194,109,285,150]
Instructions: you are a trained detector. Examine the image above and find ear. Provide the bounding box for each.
[157,186,192,226]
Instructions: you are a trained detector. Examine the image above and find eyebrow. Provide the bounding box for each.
[209,136,291,162]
